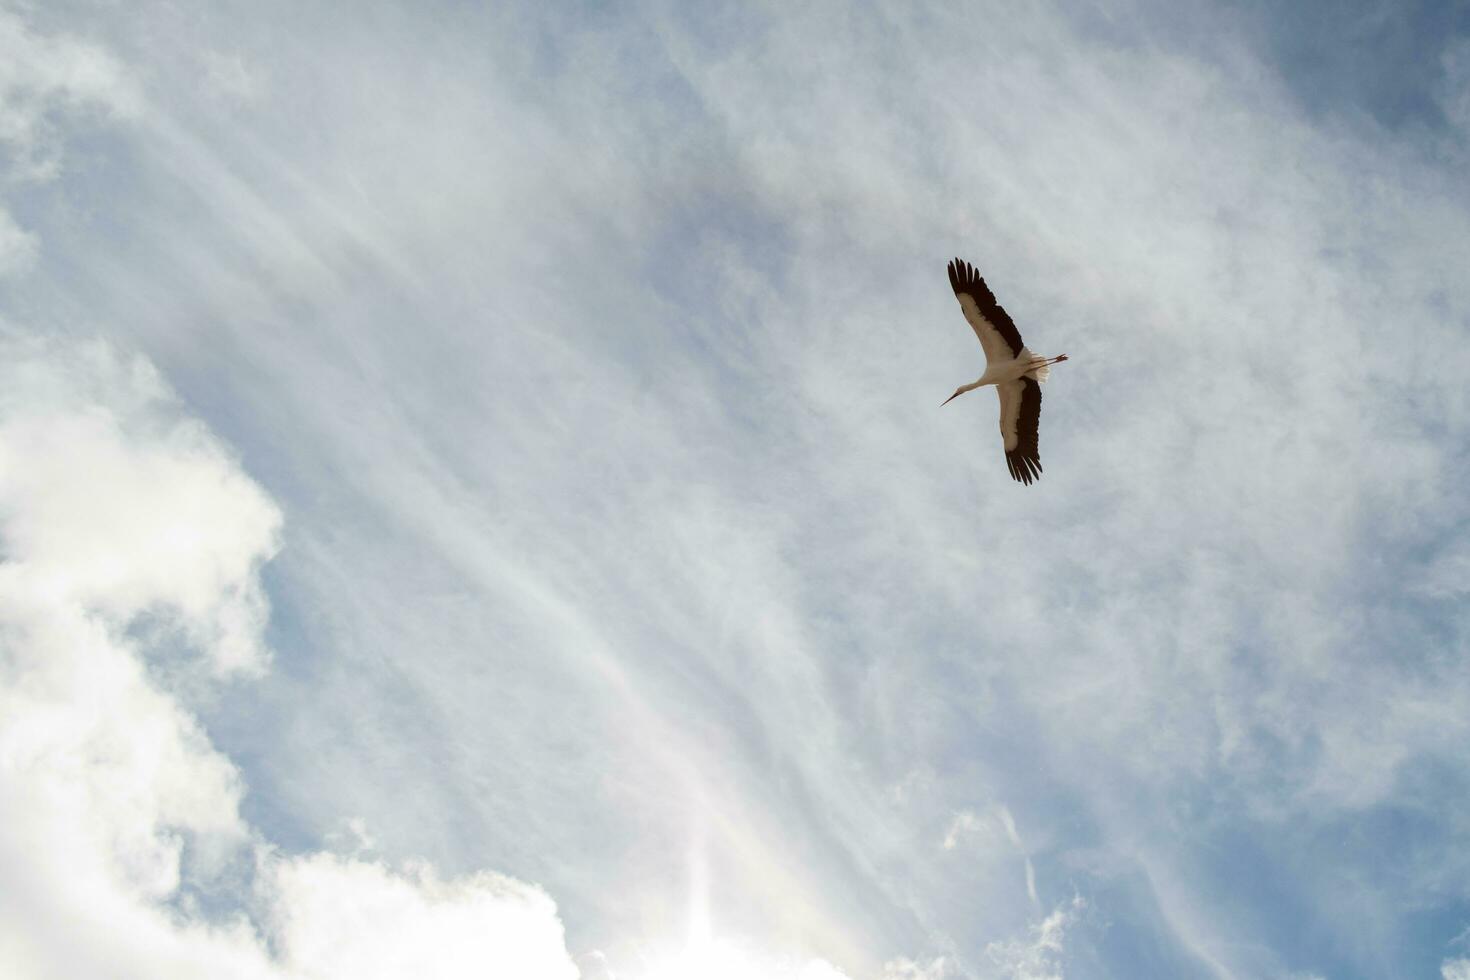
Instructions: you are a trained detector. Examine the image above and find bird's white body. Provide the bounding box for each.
[942,259,1067,485]
[978,349,1053,387]
[951,349,1054,400]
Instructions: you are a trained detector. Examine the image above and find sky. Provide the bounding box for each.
[2,1,1470,978]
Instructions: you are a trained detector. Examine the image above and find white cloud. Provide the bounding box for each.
[0,334,276,977]
[1445,959,1470,980]
[941,812,984,852]
[0,8,139,280]
[802,962,857,980]
[942,807,1039,911]
[883,957,954,980]
[265,854,578,980]
[636,946,855,980]
[939,806,1024,856]
[7,2,1470,978]
[0,336,581,979]
[983,897,1086,980]
[0,335,281,673]
[0,7,139,179]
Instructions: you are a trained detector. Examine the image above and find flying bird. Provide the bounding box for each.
[941,259,1068,485]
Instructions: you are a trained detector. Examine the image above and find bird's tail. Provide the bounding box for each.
[1027,354,1067,383]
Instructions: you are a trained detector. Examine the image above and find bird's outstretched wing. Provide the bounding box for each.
[996,377,1043,485]
[948,258,1025,364]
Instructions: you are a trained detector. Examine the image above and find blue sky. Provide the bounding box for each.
[3,1,1470,978]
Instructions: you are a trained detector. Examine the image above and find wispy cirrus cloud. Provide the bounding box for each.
[5,1,1470,978]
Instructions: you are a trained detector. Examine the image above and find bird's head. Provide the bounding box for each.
[941,387,964,406]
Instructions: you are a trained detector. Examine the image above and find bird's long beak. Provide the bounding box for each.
[941,390,961,406]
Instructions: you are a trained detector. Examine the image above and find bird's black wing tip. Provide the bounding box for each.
[949,257,982,294]
[1005,452,1042,485]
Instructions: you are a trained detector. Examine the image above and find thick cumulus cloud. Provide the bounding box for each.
[265,854,578,980]
[0,337,280,673]
[0,336,580,979]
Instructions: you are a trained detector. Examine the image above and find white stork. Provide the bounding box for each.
[941,259,1067,485]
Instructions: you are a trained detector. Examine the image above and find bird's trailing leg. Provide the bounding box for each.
[1024,353,1068,383]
